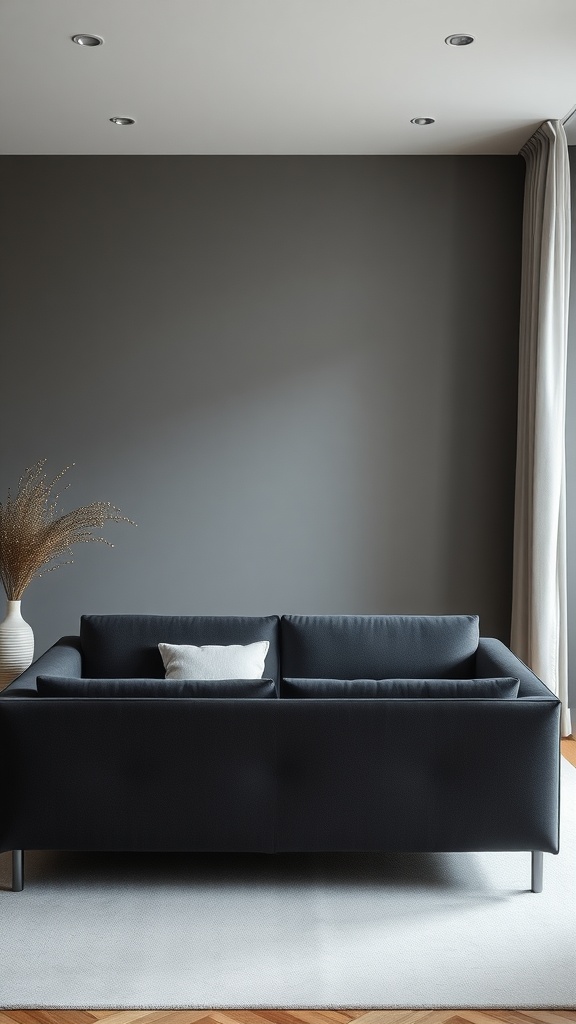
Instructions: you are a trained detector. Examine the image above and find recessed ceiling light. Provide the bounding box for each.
[445,34,475,46]
[110,117,136,126]
[72,34,104,46]
[410,117,435,126]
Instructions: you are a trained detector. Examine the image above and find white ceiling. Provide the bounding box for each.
[2,0,576,156]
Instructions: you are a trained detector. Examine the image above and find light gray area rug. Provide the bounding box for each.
[1,759,575,1010]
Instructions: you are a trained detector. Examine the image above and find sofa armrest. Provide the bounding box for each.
[475,638,557,699]
[0,636,82,697]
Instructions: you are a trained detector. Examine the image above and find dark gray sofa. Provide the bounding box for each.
[0,613,561,893]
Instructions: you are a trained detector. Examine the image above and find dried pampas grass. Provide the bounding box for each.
[0,460,135,601]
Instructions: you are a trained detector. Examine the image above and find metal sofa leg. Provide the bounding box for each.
[12,849,23,892]
[531,850,543,893]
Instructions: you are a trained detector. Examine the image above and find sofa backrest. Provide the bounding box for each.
[280,614,479,680]
[80,615,280,682]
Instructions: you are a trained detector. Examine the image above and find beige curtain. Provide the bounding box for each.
[511,119,572,737]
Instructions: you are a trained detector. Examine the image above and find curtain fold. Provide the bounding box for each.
[511,119,572,737]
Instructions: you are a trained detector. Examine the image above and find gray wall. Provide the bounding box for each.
[0,156,524,656]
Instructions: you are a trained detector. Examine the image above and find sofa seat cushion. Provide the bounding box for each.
[36,676,277,698]
[281,677,520,699]
[281,614,479,680]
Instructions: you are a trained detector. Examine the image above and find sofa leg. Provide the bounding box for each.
[12,850,23,892]
[531,850,543,893]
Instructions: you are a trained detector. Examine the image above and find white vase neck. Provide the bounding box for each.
[3,600,27,623]
[1,599,32,629]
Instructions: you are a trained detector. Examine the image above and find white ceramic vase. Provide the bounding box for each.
[0,600,34,690]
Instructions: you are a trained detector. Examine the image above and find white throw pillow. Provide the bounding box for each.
[158,641,270,681]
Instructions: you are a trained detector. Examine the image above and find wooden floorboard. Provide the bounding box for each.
[561,737,576,767]
[2,746,574,1022]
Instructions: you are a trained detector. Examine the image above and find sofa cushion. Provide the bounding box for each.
[280,614,479,680]
[158,641,269,680]
[280,677,520,699]
[80,615,280,681]
[36,676,277,698]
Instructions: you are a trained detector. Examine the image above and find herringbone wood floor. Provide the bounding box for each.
[2,744,575,1021]
[1,1009,576,1024]
[561,737,576,767]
